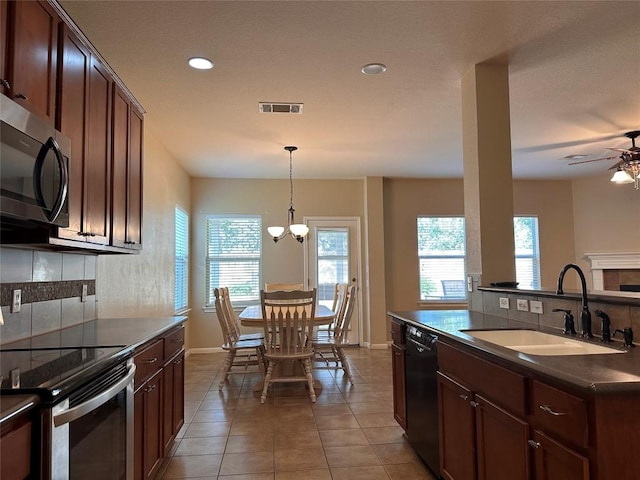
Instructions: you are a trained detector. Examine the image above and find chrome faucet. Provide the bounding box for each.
[556,263,593,338]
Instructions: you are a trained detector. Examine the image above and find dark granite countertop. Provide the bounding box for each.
[1,316,187,351]
[0,394,39,426]
[388,309,640,394]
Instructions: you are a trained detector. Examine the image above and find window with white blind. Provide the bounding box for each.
[417,216,541,301]
[174,207,189,313]
[205,216,262,306]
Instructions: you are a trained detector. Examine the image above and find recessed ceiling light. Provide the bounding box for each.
[188,57,214,70]
[361,63,387,75]
[563,154,588,160]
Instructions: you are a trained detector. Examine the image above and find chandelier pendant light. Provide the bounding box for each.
[267,146,309,243]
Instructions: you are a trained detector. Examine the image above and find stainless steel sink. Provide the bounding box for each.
[462,329,625,356]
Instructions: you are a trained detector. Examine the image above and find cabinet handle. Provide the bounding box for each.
[528,440,541,449]
[470,401,479,408]
[15,93,28,100]
[89,232,96,237]
[539,404,566,416]
[141,357,158,364]
[1,79,10,89]
[174,359,183,365]
[459,394,469,401]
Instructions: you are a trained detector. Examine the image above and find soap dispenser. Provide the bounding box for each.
[552,308,576,335]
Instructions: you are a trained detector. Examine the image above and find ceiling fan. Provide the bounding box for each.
[568,130,640,189]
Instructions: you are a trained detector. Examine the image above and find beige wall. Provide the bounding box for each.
[96,128,191,322]
[189,178,364,349]
[383,178,576,313]
[571,175,640,289]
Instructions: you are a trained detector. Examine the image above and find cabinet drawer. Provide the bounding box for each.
[0,420,31,480]
[390,319,405,346]
[438,342,527,417]
[531,380,588,449]
[134,339,164,387]
[163,326,185,360]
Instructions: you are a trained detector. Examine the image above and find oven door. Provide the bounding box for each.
[48,360,135,480]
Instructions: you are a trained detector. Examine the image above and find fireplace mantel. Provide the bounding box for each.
[585,252,640,290]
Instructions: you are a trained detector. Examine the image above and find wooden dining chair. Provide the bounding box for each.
[264,282,304,292]
[259,288,317,403]
[316,283,348,338]
[219,287,264,341]
[214,288,265,390]
[313,284,357,384]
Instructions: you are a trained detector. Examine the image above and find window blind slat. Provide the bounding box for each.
[175,207,189,312]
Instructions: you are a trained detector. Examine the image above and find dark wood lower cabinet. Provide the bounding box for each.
[0,415,32,480]
[134,326,185,480]
[391,343,406,429]
[531,430,589,480]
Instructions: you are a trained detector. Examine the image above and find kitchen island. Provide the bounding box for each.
[389,309,640,480]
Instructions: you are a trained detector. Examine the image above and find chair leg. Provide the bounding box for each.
[261,360,274,404]
[336,347,353,384]
[219,350,236,390]
[303,358,316,403]
[256,346,266,376]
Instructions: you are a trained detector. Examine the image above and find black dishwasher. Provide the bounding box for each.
[405,325,440,477]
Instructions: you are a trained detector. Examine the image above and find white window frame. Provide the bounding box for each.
[205,215,262,307]
[174,206,189,314]
[417,215,541,302]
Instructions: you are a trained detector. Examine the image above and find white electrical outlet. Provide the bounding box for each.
[467,276,473,292]
[11,289,21,313]
[516,299,529,312]
[81,284,88,303]
[499,297,510,309]
[530,300,544,315]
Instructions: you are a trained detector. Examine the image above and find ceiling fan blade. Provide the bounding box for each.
[516,133,623,154]
[607,147,633,154]
[608,161,625,170]
[567,155,618,165]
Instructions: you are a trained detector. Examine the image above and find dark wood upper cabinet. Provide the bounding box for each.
[2,0,58,124]
[112,84,143,250]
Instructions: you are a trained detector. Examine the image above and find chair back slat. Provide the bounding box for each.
[214,288,234,344]
[264,282,304,292]
[261,289,317,356]
[220,287,240,340]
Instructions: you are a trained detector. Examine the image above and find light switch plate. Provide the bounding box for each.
[530,300,543,314]
[516,299,529,312]
[499,297,510,309]
[81,284,88,303]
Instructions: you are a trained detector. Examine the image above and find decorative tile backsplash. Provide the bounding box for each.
[0,248,97,345]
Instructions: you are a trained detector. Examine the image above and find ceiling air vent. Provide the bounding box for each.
[259,102,303,114]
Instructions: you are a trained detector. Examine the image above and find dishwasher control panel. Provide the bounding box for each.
[407,326,438,350]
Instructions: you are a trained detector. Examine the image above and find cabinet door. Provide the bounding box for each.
[391,343,406,429]
[162,354,175,456]
[438,372,476,480]
[475,394,530,480]
[134,387,144,480]
[143,370,163,480]
[4,0,57,123]
[111,85,143,250]
[531,430,589,480]
[57,24,90,241]
[84,55,111,244]
[172,351,185,437]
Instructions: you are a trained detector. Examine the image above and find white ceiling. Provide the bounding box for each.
[60,1,640,181]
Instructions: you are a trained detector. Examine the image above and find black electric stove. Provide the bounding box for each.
[0,346,130,405]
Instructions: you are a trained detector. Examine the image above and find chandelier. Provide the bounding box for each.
[267,146,309,243]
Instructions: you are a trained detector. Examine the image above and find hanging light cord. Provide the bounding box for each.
[289,149,294,210]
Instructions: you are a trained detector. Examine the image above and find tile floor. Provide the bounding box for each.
[156,347,438,480]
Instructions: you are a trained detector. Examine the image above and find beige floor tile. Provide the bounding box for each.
[274,418,318,433]
[319,428,370,447]
[219,451,274,475]
[191,408,234,423]
[275,468,332,480]
[311,403,352,417]
[313,393,347,405]
[183,421,231,438]
[218,475,274,480]
[161,454,222,478]
[343,391,383,403]
[384,462,439,480]
[315,413,360,431]
[324,445,381,468]
[330,465,391,480]
[362,425,406,444]
[230,419,275,436]
[372,442,421,464]
[348,401,393,415]
[274,429,322,450]
[174,436,227,456]
[274,447,328,472]
[355,412,399,428]
[225,433,275,453]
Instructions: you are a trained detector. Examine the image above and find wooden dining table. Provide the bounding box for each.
[238,303,336,327]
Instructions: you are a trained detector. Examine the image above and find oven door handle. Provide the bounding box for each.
[53,363,136,427]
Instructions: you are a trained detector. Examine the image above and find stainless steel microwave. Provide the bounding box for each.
[1,95,70,227]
